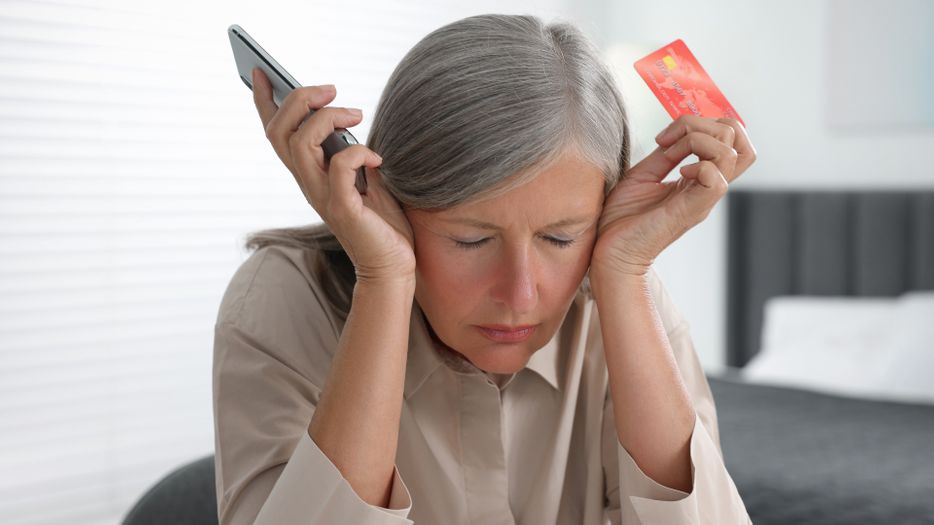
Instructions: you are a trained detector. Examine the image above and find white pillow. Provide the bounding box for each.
[874,292,934,403]
[742,292,934,403]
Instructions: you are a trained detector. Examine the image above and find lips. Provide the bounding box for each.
[475,324,537,343]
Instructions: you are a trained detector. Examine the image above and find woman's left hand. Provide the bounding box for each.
[591,115,757,277]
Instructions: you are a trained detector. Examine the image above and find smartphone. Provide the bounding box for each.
[228,24,368,194]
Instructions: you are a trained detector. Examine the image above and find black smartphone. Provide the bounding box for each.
[228,24,368,194]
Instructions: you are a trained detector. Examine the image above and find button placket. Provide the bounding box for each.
[459,375,516,525]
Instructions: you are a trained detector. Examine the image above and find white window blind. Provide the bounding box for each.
[0,1,570,524]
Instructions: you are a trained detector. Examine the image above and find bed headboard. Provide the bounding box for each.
[725,190,934,367]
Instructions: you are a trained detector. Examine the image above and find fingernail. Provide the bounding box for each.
[348,108,363,117]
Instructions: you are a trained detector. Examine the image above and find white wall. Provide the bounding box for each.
[567,0,934,372]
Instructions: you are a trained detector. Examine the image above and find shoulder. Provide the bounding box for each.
[214,244,344,366]
[217,242,338,323]
[215,244,321,322]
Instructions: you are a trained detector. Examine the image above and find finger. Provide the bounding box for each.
[265,87,341,171]
[251,68,279,129]
[673,160,728,223]
[269,84,338,132]
[715,118,757,179]
[656,114,736,149]
[362,167,416,248]
[288,107,362,186]
[290,107,366,170]
[630,131,735,184]
[361,166,407,221]
[289,113,365,207]
[327,145,383,220]
[662,131,737,182]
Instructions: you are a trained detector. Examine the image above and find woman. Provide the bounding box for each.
[213,14,756,525]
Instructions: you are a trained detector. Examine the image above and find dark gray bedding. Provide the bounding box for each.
[707,374,934,525]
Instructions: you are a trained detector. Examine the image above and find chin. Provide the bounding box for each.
[464,341,536,374]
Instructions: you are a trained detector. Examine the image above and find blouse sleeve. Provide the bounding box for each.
[602,269,751,524]
[212,247,414,525]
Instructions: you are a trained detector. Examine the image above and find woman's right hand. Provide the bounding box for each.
[250,67,416,284]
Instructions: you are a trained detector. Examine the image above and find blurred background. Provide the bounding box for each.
[1,0,932,524]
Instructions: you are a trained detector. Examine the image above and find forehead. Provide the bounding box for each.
[434,153,605,224]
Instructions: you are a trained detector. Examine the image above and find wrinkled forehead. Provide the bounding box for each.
[410,177,603,236]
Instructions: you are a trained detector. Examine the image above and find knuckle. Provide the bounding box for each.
[717,176,729,193]
[662,143,680,159]
[264,122,279,143]
[719,123,736,141]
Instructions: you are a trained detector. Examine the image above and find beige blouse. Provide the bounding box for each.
[212,244,751,524]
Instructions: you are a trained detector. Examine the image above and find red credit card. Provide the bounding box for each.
[633,39,744,127]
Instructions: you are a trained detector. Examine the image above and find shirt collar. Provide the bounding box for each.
[403,281,591,400]
[403,300,445,400]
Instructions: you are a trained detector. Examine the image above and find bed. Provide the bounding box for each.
[706,189,934,524]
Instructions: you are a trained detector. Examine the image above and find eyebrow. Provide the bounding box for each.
[440,215,595,231]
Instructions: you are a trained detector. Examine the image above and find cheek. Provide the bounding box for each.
[547,251,592,295]
[541,237,598,300]
[414,239,484,306]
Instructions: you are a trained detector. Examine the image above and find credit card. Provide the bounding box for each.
[633,39,744,127]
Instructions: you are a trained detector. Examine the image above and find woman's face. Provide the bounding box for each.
[404,149,606,374]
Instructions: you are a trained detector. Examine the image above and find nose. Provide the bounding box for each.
[489,242,539,316]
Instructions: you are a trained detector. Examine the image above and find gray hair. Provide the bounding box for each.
[244,13,631,320]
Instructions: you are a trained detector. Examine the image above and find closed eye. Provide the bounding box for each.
[546,237,576,248]
[453,238,490,250]
[453,236,576,250]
